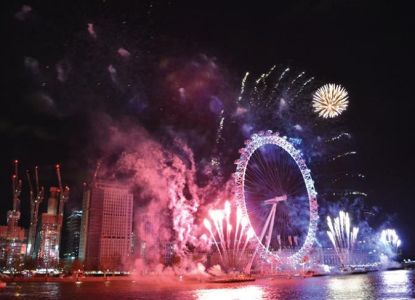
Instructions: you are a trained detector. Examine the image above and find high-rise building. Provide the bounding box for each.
[0,225,26,270]
[0,161,27,270]
[79,181,133,271]
[64,210,82,259]
[37,187,62,268]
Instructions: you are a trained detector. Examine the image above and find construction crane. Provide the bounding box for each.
[55,164,70,255]
[11,160,22,212]
[7,160,22,238]
[26,166,44,256]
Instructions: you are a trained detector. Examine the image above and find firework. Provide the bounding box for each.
[204,201,254,270]
[331,151,357,161]
[326,210,359,265]
[313,84,349,118]
[380,229,401,249]
[237,72,250,104]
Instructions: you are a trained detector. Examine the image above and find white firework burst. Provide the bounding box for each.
[312,83,349,118]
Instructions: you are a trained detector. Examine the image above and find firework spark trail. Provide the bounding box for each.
[205,202,253,269]
[209,210,226,254]
[204,218,223,261]
[212,109,225,155]
[331,151,357,161]
[211,109,226,168]
[237,72,250,104]
[286,71,305,93]
[232,207,243,258]
[294,76,314,99]
[328,132,352,142]
[254,65,276,102]
[270,67,290,95]
[345,214,350,249]
[235,216,249,257]
[339,211,345,248]
[215,110,225,144]
[332,173,366,183]
[224,200,231,249]
[327,210,359,264]
[238,228,255,263]
[255,65,276,85]
[380,229,402,249]
[265,67,291,108]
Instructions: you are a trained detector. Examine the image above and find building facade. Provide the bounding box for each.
[79,181,133,271]
[64,210,82,259]
[0,225,26,270]
[37,187,62,268]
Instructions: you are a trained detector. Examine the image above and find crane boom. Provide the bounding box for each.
[26,170,34,200]
[26,166,44,257]
[55,164,69,259]
[35,166,40,195]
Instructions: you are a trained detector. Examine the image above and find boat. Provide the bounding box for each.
[208,274,255,283]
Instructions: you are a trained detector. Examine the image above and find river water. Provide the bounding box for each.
[1,269,414,300]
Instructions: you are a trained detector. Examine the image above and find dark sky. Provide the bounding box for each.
[1,1,414,255]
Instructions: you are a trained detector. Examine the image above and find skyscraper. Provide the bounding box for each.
[64,210,82,259]
[79,181,133,271]
[37,187,62,268]
[0,161,27,270]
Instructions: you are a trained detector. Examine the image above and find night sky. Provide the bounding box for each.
[1,1,414,256]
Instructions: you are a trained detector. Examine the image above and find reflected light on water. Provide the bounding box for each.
[195,285,264,300]
[380,270,410,295]
[327,275,373,299]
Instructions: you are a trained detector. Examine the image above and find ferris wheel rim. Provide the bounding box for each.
[234,130,318,264]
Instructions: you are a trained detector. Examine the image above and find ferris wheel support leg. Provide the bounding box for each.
[265,204,277,252]
[244,206,275,274]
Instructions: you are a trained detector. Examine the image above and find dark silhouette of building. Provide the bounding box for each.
[64,210,82,259]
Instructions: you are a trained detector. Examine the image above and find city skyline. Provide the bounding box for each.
[1,3,415,299]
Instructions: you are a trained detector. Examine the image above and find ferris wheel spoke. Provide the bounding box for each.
[246,165,279,195]
[286,180,306,196]
[247,165,275,191]
[254,151,278,192]
[245,174,276,196]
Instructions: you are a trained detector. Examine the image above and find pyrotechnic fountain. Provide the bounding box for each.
[379,229,401,259]
[203,201,255,272]
[326,210,359,266]
[380,229,401,249]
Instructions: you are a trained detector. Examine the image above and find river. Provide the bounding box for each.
[1,269,414,299]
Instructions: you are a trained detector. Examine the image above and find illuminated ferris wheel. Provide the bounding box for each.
[234,130,318,265]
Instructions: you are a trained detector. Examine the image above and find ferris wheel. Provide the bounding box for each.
[234,130,318,265]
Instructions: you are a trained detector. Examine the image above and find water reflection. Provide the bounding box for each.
[2,271,414,300]
[380,270,411,297]
[327,274,374,299]
[195,285,264,300]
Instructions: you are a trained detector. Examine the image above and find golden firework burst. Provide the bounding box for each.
[312,84,349,118]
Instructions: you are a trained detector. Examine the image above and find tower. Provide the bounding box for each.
[37,187,61,268]
[79,180,133,271]
[0,161,27,270]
